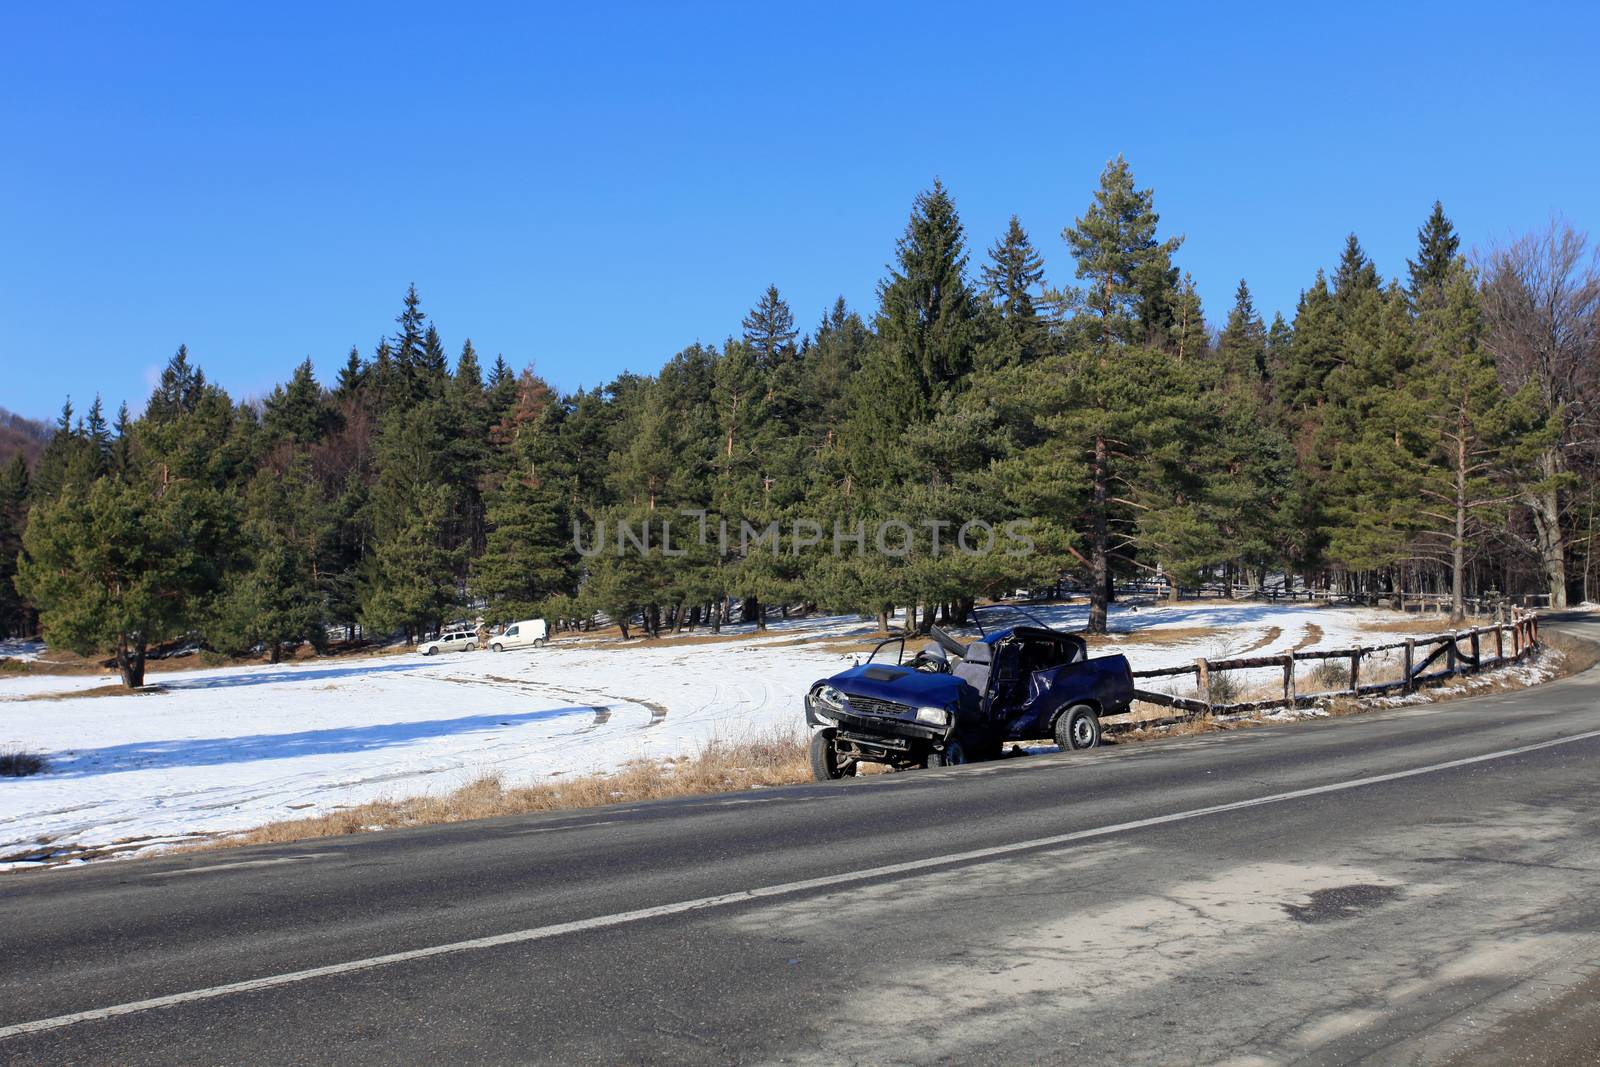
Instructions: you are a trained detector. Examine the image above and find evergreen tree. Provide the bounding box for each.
[741,285,799,369]
[1216,280,1268,388]
[263,358,334,445]
[866,179,978,414]
[978,216,1049,369]
[1169,273,1209,364]
[211,461,326,661]
[17,476,207,686]
[0,455,31,636]
[359,404,459,640]
[146,345,208,424]
[1407,201,1461,298]
[110,402,136,479]
[1062,156,1183,348]
[334,346,366,400]
[1053,157,1186,630]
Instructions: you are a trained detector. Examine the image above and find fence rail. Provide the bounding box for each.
[1122,611,1541,729]
[1098,580,1525,617]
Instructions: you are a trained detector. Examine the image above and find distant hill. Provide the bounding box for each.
[0,408,52,470]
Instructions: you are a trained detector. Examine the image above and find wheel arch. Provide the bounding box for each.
[1048,697,1101,732]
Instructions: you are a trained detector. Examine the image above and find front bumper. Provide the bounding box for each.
[805,694,950,744]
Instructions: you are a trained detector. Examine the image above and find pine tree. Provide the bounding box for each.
[146,345,208,424]
[210,462,326,661]
[741,285,799,369]
[1053,157,1186,630]
[870,179,978,409]
[0,454,31,636]
[420,324,450,385]
[1169,273,1209,364]
[1216,280,1267,388]
[334,346,366,400]
[359,404,460,641]
[1404,264,1545,619]
[17,476,206,687]
[978,216,1048,369]
[263,358,333,445]
[110,402,135,479]
[1407,201,1461,299]
[1062,156,1183,349]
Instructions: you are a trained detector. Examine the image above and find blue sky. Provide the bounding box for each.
[3,2,1596,421]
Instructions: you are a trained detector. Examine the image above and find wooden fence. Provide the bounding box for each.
[1122,611,1542,729]
[1111,581,1512,617]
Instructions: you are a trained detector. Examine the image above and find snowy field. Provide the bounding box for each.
[0,603,1498,869]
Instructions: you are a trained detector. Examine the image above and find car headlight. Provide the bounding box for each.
[815,685,846,710]
[916,706,952,726]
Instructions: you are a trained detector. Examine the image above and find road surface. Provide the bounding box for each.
[2,614,1599,1065]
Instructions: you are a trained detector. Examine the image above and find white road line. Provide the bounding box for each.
[5,726,1598,1040]
[157,856,330,878]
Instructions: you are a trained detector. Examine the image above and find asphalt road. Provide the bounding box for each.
[4,614,1600,1066]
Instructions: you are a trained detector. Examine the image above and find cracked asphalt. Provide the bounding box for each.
[2,612,1598,1065]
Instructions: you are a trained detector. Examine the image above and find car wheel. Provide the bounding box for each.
[534,638,546,648]
[490,643,503,653]
[1055,705,1101,750]
[926,738,969,768]
[808,730,857,781]
[423,647,436,657]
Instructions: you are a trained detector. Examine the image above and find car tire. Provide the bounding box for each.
[926,738,969,768]
[808,730,857,781]
[534,638,546,648]
[1055,705,1101,750]
[423,647,436,657]
[490,643,503,653]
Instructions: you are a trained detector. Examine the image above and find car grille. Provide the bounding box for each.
[844,695,913,719]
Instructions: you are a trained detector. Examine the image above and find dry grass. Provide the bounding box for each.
[12,683,169,702]
[0,750,47,777]
[201,731,813,851]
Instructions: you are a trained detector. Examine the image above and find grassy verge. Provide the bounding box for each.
[202,732,811,850]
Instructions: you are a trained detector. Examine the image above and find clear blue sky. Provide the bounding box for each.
[4,2,1596,421]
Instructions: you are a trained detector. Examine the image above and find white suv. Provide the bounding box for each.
[489,619,549,652]
[420,629,477,656]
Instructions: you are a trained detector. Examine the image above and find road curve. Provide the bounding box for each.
[3,613,1599,1065]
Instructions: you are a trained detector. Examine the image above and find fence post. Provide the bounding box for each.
[1349,650,1361,694]
[1446,633,1458,676]
[1469,630,1480,673]
[1404,639,1415,693]
[1196,657,1211,711]
[1282,653,1295,706]
[1512,619,1522,658]
[1495,624,1503,663]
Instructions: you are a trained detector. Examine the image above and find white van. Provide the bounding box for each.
[489,619,549,652]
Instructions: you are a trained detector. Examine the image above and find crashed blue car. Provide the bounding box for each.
[804,606,1135,778]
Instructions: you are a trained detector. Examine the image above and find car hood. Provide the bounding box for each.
[822,662,962,708]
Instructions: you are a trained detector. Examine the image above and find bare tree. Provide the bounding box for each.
[1480,220,1600,608]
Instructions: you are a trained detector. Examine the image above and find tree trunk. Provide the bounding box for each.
[1088,434,1109,634]
[877,608,890,634]
[269,641,282,665]
[1451,409,1468,625]
[1527,454,1568,608]
[115,633,146,689]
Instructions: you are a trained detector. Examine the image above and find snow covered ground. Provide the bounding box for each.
[0,638,44,662]
[0,602,1509,869]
